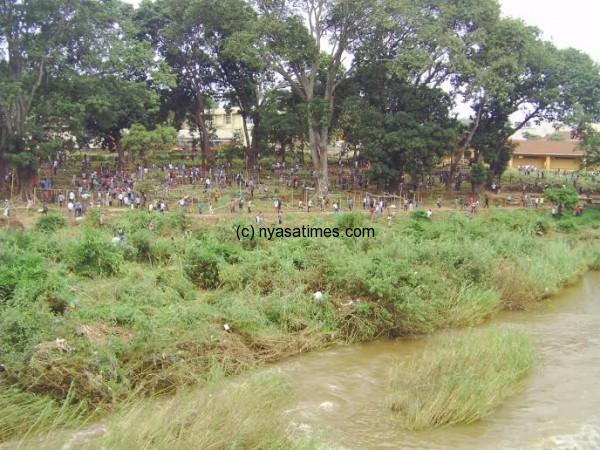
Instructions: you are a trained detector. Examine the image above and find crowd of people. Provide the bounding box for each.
[1,149,595,225]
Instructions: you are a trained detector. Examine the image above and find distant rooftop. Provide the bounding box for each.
[512,138,584,157]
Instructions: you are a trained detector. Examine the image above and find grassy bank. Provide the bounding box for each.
[82,373,309,450]
[0,207,599,443]
[388,328,535,430]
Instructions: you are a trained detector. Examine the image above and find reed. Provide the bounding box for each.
[91,373,309,450]
[388,328,535,430]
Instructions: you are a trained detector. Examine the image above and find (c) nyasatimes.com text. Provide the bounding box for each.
[235,225,375,241]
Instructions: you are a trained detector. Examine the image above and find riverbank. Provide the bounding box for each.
[1,206,599,444]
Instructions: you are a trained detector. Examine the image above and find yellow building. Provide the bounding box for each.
[509,137,585,171]
[178,107,253,148]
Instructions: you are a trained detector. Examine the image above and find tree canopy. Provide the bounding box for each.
[1,0,599,196]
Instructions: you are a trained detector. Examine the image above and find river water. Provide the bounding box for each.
[279,273,600,449]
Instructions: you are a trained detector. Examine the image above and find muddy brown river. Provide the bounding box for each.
[279,273,600,449]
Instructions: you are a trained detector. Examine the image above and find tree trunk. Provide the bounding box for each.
[299,144,305,165]
[116,139,124,171]
[193,108,214,173]
[486,167,499,185]
[200,129,210,171]
[449,102,485,195]
[470,181,484,195]
[248,126,258,168]
[17,167,36,202]
[309,125,330,198]
[0,158,6,190]
[241,113,252,160]
[445,153,460,195]
[107,129,124,170]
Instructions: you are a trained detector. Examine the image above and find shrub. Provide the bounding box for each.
[0,249,47,303]
[65,229,124,277]
[544,187,579,215]
[556,220,577,234]
[336,212,366,230]
[149,238,174,265]
[34,214,66,233]
[108,304,147,327]
[83,209,103,228]
[366,255,422,303]
[0,304,57,357]
[410,210,429,221]
[127,230,152,263]
[184,246,220,289]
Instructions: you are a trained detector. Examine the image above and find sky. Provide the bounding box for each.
[500,0,600,63]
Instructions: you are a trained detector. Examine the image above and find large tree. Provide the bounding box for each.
[0,0,96,197]
[215,0,272,167]
[121,123,178,166]
[347,0,501,193]
[136,0,261,171]
[339,62,459,190]
[0,0,161,197]
[256,0,380,197]
[459,19,600,188]
[259,89,309,163]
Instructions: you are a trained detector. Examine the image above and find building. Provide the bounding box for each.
[509,133,585,171]
[177,107,253,148]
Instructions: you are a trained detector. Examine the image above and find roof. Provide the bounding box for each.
[512,139,585,157]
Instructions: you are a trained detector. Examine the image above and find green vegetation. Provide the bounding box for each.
[388,328,535,430]
[544,187,580,216]
[0,208,599,443]
[0,387,91,444]
[83,373,309,450]
[1,0,598,442]
[34,215,66,233]
[546,132,566,141]
[2,0,599,199]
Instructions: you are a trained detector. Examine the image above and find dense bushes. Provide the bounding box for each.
[0,207,598,444]
[0,249,47,303]
[65,229,124,277]
[35,214,66,233]
[336,212,366,229]
[184,245,220,288]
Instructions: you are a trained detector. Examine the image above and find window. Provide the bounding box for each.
[225,114,231,125]
[245,116,254,125]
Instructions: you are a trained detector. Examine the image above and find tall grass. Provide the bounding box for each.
[88,373,309,450]
[0,386,91,443]
[388,328,535,430]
